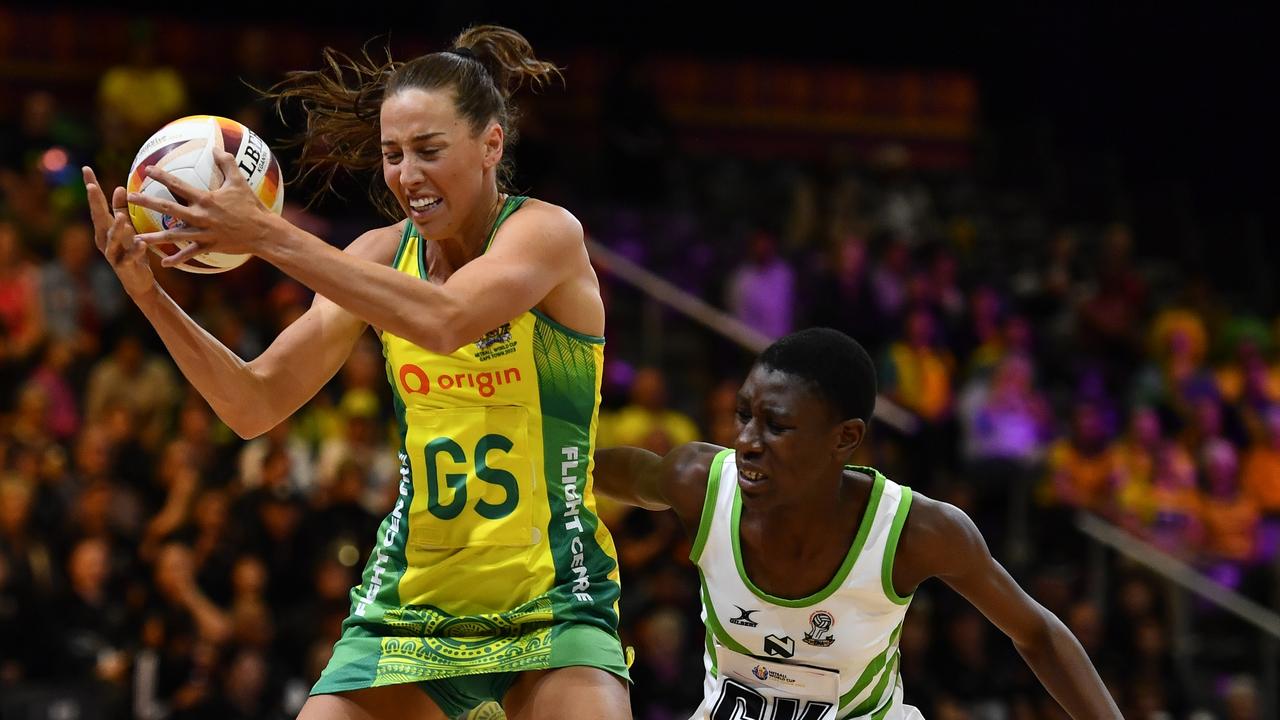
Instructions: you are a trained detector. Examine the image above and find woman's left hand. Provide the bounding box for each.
[129,150,278,267]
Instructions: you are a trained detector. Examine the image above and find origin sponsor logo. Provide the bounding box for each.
[398,364,522,398]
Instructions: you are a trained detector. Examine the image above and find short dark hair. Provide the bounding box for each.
[755,328,877,422]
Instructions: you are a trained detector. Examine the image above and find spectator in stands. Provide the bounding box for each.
[53,537,131,711]
[299,458,379,571]
[1045,400,1117,512]
[870,238,911,326]
[132,544,228,718]
[703,379,741,448]
[85,335,180,451]
[238,416,315,497]
[336,337,389,421]
[1145,440,1204,558]
[1179,391,1237,470]
[0,220,46,402]
[1135,307,1212,423]
[882,308,955,424]
[8,383,54,454]
[960,285,1005,374]
[100,400,154,497]
[97,21,188,147]
[200,647,286,720]
[1123,616,1188,717]
[186,488,236,604]
[0,474,59,682]
[227,554,275,651]
[314,393,396,511]
[25,339,81,442]
[934,608,1019,717]
[1223,674,1262,720]
[627,606,703,720]
[959,353,1052,556]
[806,233,884,347]
[1242,406,1280,561]
[39,222,124,359]
[1214,318,1280,423]
[1200,439,1259,571]
[138,461,199,563]
[234,467,309,608]
[278,555,359,687]
[927,246,966,331]
[726,230,795,339]
[960,353,1052,469]
[600,367,699,452]
[1109,405,1164,530]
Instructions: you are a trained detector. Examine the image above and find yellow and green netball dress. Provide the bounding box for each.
[313,197,627,713]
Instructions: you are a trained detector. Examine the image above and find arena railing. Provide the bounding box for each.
[586,238,919,435]
[1077,512,1280,717]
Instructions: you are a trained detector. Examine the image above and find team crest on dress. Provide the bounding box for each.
[474,323,517,360]
[803,610,836,647]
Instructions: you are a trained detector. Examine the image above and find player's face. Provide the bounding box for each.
[380,87,503,238]
[733,365,863,502]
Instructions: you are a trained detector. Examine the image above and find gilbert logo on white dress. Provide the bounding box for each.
[730,606,760,627]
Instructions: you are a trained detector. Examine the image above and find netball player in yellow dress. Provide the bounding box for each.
[83,25,630,720]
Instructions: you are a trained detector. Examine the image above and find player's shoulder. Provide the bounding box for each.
[667,441,728,482]
[901,491,968,531]
[659,442,727,533]
[495,197,584,247]
[346,221,409,264]
[896,490,988,584]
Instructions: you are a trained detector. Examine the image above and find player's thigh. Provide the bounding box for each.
[298,684,449,720]
[503,666,631,720]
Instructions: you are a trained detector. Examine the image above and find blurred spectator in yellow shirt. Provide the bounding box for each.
[1110,406,1165,530]
[882,308,954,423]
[1242,406,1280,515]
[1145,443,1203,558]
[97,20,186,144]
[599,367,699,451]
[1045,401,1118,512]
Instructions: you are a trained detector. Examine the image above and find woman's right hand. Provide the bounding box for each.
[83,166,156,299]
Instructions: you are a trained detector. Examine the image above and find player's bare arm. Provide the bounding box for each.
[131,159,598,353]
[593,442,721,536]
[893,493,1123,719]
[84,168,399,439]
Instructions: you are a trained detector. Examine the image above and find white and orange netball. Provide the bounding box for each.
[127,115,284,274]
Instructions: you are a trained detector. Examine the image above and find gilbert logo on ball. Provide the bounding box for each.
[127,115,284,274]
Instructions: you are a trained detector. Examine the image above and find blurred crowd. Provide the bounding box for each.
[2,21,1278,720]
